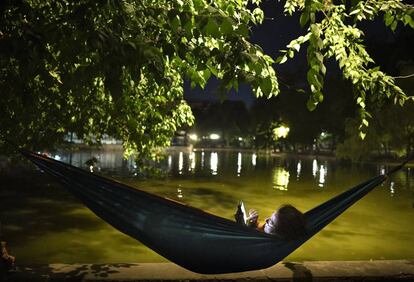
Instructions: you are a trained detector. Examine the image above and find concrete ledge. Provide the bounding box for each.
[2,260,414,281]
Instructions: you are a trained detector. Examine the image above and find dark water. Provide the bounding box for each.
[1,149,413,264]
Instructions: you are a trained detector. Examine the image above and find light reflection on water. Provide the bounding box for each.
[189,152,196,172]
[2,149,414,264]
[237,152,242,176]
[252,153,257,166]
[201,151,205,169]
[272,167,290,191]
[54,150,414,197]
[296,161,302,180]
[178,152,184,175]
[318,164,327,188]
[210,152,218,176]
[312,159,318,177]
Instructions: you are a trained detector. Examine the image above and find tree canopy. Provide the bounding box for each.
[0,0,413,159]
[0,0,277,159]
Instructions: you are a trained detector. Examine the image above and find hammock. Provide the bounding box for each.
[21,150,410,274]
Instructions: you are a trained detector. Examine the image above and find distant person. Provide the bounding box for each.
[237,204,307,240]
[1,241,15,272]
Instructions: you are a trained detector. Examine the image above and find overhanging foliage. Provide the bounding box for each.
[0,0,413,159]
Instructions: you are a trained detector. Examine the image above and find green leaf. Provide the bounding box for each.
[317,38,323,49]
[300,11,309,27]
[408,16,414,29]
[260,77,272,96]
[236,25,249,37]
[204,18,219,37]
[221,18,233,35]
[390,20,398,31]
[252,8,264,23]
[384,13,394,26]
[349,9,360,16]
[275,55,288,64]
[317,91,324,102]
[315,52,323,62]
[306,99,317,111]
[171,15,181,32]
[233,79,239,91]
[292,43,300,52]
[310,12,315,23]
[310,24,320,37]
[244,73,256,83]
[320,63,326,75]
[307,69,321,89]
[201,69,211,82]
[208,64,218,76]
[241,51,259,63]
[183,19,194,37]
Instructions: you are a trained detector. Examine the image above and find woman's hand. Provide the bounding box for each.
[247,209,259,227]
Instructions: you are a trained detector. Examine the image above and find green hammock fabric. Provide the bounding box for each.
[21,150,410,274]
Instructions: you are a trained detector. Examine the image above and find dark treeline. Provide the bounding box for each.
[188,80,414,162]
[187,75,358,156]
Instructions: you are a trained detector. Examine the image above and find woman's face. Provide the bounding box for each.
[264,212,278,234]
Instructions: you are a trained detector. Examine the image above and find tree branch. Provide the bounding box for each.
[394,73,414,79]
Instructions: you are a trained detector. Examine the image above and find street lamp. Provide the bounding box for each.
[209,133,220,140]
[273,125,290,139]
[188,133,198,141]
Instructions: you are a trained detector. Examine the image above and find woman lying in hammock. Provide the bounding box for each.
[237,204,307,240]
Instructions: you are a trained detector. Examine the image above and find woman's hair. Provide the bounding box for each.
[272,204,307,240]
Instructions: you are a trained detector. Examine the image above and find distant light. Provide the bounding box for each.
[54,155,61,161]
[238,137,243,141]
[209,133,220,140]
[273,126,290,139]
[189,134,198,141]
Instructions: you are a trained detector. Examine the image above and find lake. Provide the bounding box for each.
[1,149,413,264]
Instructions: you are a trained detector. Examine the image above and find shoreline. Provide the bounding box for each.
[3,260,414,281]
[2,145,412,169]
